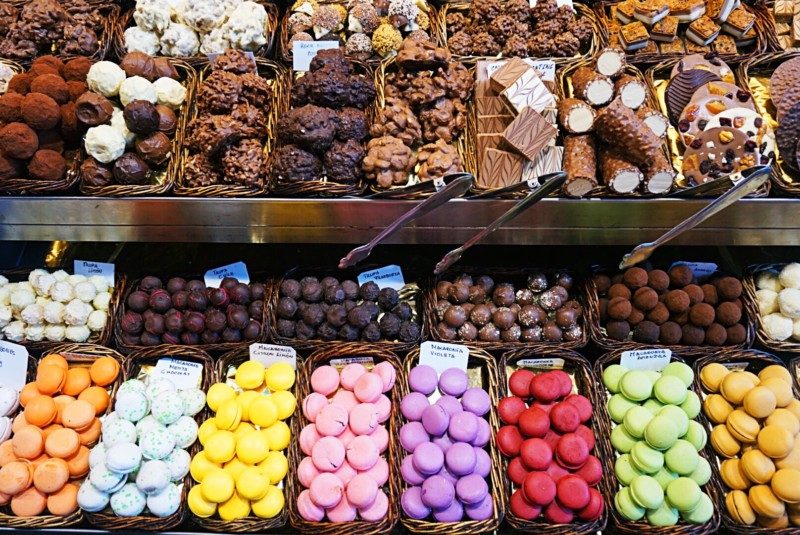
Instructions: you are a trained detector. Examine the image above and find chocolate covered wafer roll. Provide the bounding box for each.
[558,98,596,133]
[595,98,661,166]
[642,151,676,194]
[563,135,598,198]
[595,48,627,78]
[572,66,615,106]
[600,145,643,193]
[614,74,647,110]
[636,106,669,138]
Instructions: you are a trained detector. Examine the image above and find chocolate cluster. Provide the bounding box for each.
[0,55,94,183]
[276,276,420,343]
[446,0,592,58]
[595,265,748,346]
[270,49,373,184]
[184,50,271,189]
[0,0,102,61]
[119,275,265,346]
[433,273,583,343]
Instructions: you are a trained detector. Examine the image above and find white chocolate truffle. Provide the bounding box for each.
[756,289,779,316]
[66,325,91,343]
[134,0,172,32]
[68,275,87,285]
[87,62,127,98]
[792,318,800,342]
[25,325,45,342]
[65,299,92,326]
[779,288,800,319]
[111,108,136,147]
[35,297,49,307]
[0,64,13,94]
[3,321,25,342]
[160,23,200,57]
[221,0,243,15]
[763,312,793,341]
[224,1,267,51]
[152,77,186,109]
[119,76,157,107]
[182,0,227,32]
[43,301,65,324]
[50,281,74,303]
[33,274,55,298]
[0,275,7,286]
[756,270,782,292]
[44,325,66,342]
[52,270,69,282]
[93,292,112,312]
[74,281,98,303]
[9,288,35,312]
[780,263,800,289]
[20,304,44,326]
[0,306,11,329]
[27,269,48,287]
[89,276,111,294]
[85,125,127,164]
[0,288,8,307]
[87,310,107,332]
[124,26,161,56]
[199,28,231,55]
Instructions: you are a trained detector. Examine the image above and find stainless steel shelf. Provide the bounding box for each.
[0,197,798,245]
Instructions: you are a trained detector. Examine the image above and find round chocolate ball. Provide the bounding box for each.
[648,269,670,292]
[705,323,727,346]
[341,280,359,300]
[521,325,543,342]
[701,284,718,305]
[470,304,492,326]
[476,275,495,293]
[493,284,515,307]
[647,303,670,325]
[276,319,295,338]
[632,287,659,311]
[715,301,741,327]
[539,290,563,311]
[527,273,548,292]
[187,290,208,311]
[359,281,380,301]
[518,305,546,327]
[362,322,382,342]
[444,305,467,328]
[633,320,659,343]
[121,311,143,334]
[455,274,474,287]
[681,324,705,346]
[715,277,742,300]
[398,321,421,342]
[458,322,478,341]
[326,304,347,327]
[243,320,262,340]
[608,283,632,300]
[149,290,172,313]
[501,325,522,342]
[127,290,149,312]
[669,265,694,288]
[478,324,500,342]
[302,280,323,302]
[378,288,399,310]
[436,322,457,341]
[221,328,242,343]
[448,283,470,304]
[555,307,578,328]
[593,274,611,294]
[469,285,487,304]
[659,321,682,344]
[393,302,413,321]
[628,308,644,326]
[324,285,345,305]
[124,100,160,135]
[281,279,301,300]
[135,132,172,166]
[492,307,516,330]
[303,303,324,326]
[436,300,450,321]
[542,320,563,341]
[684,284,703,305]
[166,277,186,294]
[436,281,452,300]
[606,320,630,341]
[113,153,149,185]
[688,303,715,327]
[277,297,298,319]
[726,323,747,344]
[664,290,690,313]
[515,289,534,306]
[623,267,648,289]
[172,291,189,310]
[205,309,226,332]
[555,272,573,290]
[337,324,357,341]
[607,297,632,321]
[317,322,337,341]
[379,313,401,338]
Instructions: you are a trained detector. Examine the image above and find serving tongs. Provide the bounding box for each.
[668,163,770,197]
[433,172,567,275]
[363,173,470,199]
[470,174,555,199]
[338,173,474,269]
[619,164,771,269]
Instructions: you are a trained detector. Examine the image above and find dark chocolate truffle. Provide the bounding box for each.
[664,290,690,313]
[659,321,682,344]
[705,323,727,346]
[501,325,522,342]
[608,284,632,300]
[458,322,477,341]
[444,305,467,328]
[436,300,450,321]
[30,74,69,105]
[0,154,23,180]
[317,322,337,341]
[347,305,372,329]
[340,280,358,300]
[360,281,380,301]
[521,325,543,342]
[469,285,487,304]
[124,100,160,135]
[726,323,746,344]
[113,153,149,184]
[701,284,718,306]
[555,307,578,328]
[303,303,324,326]
[470,304,492,326]
[647,270,670,292]
[398,321,421,342]
[277,319,295,338]
[492,307,516,330]
[361,322,381,342]
[628,308,644,326]
[0,92,22,123]
[715,277,742,300]
[449,283,470,304]
[684,284,703,305]
[296,321,316,340]
[633,320,659,343]
[75,92,113,126]
[436,281,452,300]
[515,289,534,306]
[21,93,60,130]
[493,283,515,306]
[280,279,301,300]
[379,313,401,337]
[688,303,715,327]
[593,274,611,294]
[277,297,297,319]
[302,280,323,302]
[436,322,457,340]
[527,273,548,292]
[323,285,345,305]
[669,265,694,288]
[476,275,495,293]
[518,305,546,327]
[154,104,177,136]
[120,51,156,80]
[27,149,66,181]
[623,267,648,289]
[0,122,38,159]
[681,324,705,345]
[135,131,171,166]
[555,272,573,290]
[542,320,563,341]
[152,58,179,80]
[377,288,399,310]
[392,302,413,321]
[455,274,474,287]
[607,297,632,321]
[715,301,741,327]
[646,303,670,325]
[478,323,500,342]
[633,287,659,311]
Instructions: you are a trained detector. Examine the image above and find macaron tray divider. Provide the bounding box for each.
[174,58,285,198]
[593,350,723,534]
[287,344,402,535]
[741,263,800,354]
[692,349,800,534]
[397,346,505,534]
[82,346,213,530]
[499,347,610,534]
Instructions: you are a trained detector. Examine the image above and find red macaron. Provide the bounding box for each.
[519,406,550,438]
[543,429,562,451]
[533,401,555,415]
[565,394,592,423]
[497,425,523,457]
[551,370,573,398]
[544,500,575,524]
[509,369,535,398]
[555,433,589,470]
[530,372,562,403]
[498,396,527,425]
[510,488,542,520]
[520,438,552,471]
[522,471,556,506]
[546,462,569,483]
[574,425,596,452]
[573,455,602,486]
[550,402,581,434]
[507,456,529,486]
[556,475,590,510]
[577,488,604,521]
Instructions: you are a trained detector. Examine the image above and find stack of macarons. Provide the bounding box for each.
[603,361,714,526]
[188,361,294,521]
[296,361,396,523]
[0,353,119,518]
[700,362,800,528]
[78,373,205,518]
[497,368,603,524]
[399,365,494,523]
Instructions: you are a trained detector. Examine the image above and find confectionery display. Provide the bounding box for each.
[602,361,714,527]
[399,365,494,522]
[274,275,420,343]
[444,0,593,59]
[117,275,265,347]
[430,272,583,344]
[124,0,271,57]
[188,361,293,521]
[0,353,120,518]
[78,372,205,518]
[498,368,604,524]
[285,0,432,60]
[750,263,800,342]
[0,269,114,344]
[183,50,271,191]
[593,264,749,347]
[295,361,396,522]
[78,53,187,190]
[698,361,800,527]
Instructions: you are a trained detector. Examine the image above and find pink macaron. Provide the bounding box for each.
[311,366,340,396]
[332,461,357,486]
[544,500,574,524]
[332,390,359,412]
[346,435,379,471]
[316,404,349,437]
[327,494,357,523]
[349,403,379,436]
[297,489,325,521]
[346,473,379,508]
[556,474,590,510]
[510,488,541,520]
[498,397,527,425]
[340,363,367,391]
[310,472,344,508]
[338,426,356,447]
[530,373,562,403]
[359,457,389,486]
[369,425,389,453]
[551,370,574,398]
[300,424,321,456]
[522,471,556,506]
[574,424,596,451]
[303,393,329,423]
[565,394,592,423]
[373,361,396,393]
[374,395,392,423]
[573,455,602,486]
[298,456,321,488]
[520,438,552,471]
[354,373,383,403]
[358,489,389,521]
[312,436,345,472]
[555,433,589,470]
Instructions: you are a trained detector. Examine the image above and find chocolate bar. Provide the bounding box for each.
[572,66,614,107]
[522,146,564,182]
[687,16,721,45]
[595,48,627,78]
[634,0,670,25]
[721,7,755,37]
[595,97,661,166]
[477,134,503,157]
[636,107,669,138]
[490,58,530,94]
[600,145,644,193]
[643,150,676,194]
[615,75,648,110]
[669,0,706,22]
[651,15,679,41]
[478,149,524,189]
[620,22,650,51]
[558,98,596,133]
[775,0,794,22]
[501,69,555,114]
[502,107,558,161]
[562,135,597,197]
[478,115,514,133]
[476,97,510,116]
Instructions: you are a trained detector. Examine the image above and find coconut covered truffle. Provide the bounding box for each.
[87,62,127,97]
[85,125,127,163]
[152,77,186,109]
[779,263,800,289]
[763,312,793,341]
[778,288,800,319]
[124,27,161,56]
[756,289,779,315]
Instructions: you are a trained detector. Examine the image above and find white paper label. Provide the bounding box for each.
[419,341,469,376]
[152,358,203,390]
[74,260,115,285]
[0,342,28,391]
[670,261,718,282]
[517,358,566,369]
[249,344,297,369]
[485,59,556,82]
[620,348,672,371]
[204,262,250,288]
[293,41,340,71]
[330,356,374,367]
[357,265,405,291]
[723,362,749,371]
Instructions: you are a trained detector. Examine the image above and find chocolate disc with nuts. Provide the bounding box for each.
[681,126,760,185]
[677,93,754,146]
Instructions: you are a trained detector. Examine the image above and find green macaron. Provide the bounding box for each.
[624,405,654,438]
[654,376,688,405]
[608,394,639,423]
[684,420,708,452]
[681,492,713,524]
[630,474,665,510]
[645,370,662,385]
[658,405,689,437]
[664,440,699,476]
[643,398,665,415]
[666,477,701,512]
[653,467,678,490]
[620,371,653,402]
[680,391,701,419]
[604,364,629,394]
[662,362,695,388]
[644,415,679,450]
[631,441,665,474]
[611,425,638,453]
[615,454,642,486]
[689,457,712,486]
[646,501,679,527]
[615,487,646,521]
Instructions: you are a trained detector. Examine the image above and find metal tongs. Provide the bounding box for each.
[668,163,770,197]
[433,172,567,274]
[619,165,771,269]
[338,173,474,269]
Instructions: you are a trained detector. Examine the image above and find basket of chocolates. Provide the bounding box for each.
[76,52,194,196]
[176,50,281,197]
[115,0,278,64]
[742,262,800,354]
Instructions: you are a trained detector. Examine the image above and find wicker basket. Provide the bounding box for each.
[268,266,424,353]
[692,349,800,535]
[499,347,610,534]
[594,349,722,535]
[742,263,800,354]
[396,346,505,534]
[287,344,402,535]
[112,3,279,65]
[437,2,600,65]
[585,266,755,359]
[85,346,213,531]
[174,58,284,197]
[792,356,800,393]
[423,267,588,352]
[113,275,269,355]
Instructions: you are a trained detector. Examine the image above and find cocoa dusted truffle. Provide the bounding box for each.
[704,323,727,346]
[623,267,648,289]
[689,303,715,327]
[0,92,22,123]
[75,92,114,127]
[669,265,694,287]
[608,297,632,320]
[30,74,69,104]
[659,321,682,344]
[682,324,705,345]
[608,283,632,300]
[67,81,87,102]
[113,152,149,184]
[21,92,60,130]
[726,323,747,344]
[135,132,172,166]
[0,123,38,160]
[155,105,177,136]
[593,274,611,294]
[63,57,92,82]
[123,100,160,135]
[27,149,66,181]
[633,320,659,343]
[633,287,658,311]
[715,277,742,300]
[647,269,670,292]
[664,290,690,313]
[701,284,718,305]
[628,308,644,326]
[715,301,741,327]
[0,154,23,180]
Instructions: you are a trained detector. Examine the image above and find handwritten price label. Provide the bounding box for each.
[74,260,115,285]
[517,358,566,370]
[204,262,250,288]
[330,356,374,367]
[152,358,203,389]
[0,342,28,390]
[293,41,340,71]
[357,265,405,291]
[620,348,672,371]
[250,344,297,369]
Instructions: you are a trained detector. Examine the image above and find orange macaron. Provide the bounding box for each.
[60,401,94,430]
[44,428,80,459]
[24,396,56,428]
[46,483,78,516]
[89,357,120,387]
[11,426,43,460]
[61,368,90,397]
[0,460,33,495]
[19,384,40,408]
[64,446,89,478]
[10,486,47,517]
[33,458,69,494]
[38,355,68,372]
[78,387,109,415]
[76,418,101,447]
[35,366,66,396]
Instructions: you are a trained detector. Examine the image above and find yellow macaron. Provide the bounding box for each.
[721,459,751,491]
[727,409,760,443]
[743,386,777,419]
[758,365,792,385]
[741,449,776,485]
[727,489,756,525]
[749,485,786,519]
[701,363,730,393]
[721,372,758,405]
[704,394,734,425]
[711,424,742,458]
[758,425,794,459]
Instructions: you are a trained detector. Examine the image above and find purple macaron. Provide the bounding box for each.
[401,392,429,422]
[472,417,491,448]
[448,411,479,443]
[422,404,450,437]
[421,475,455,511]
[432,434,453,455]
[439,368,469,397]
[445,442,477,476]
[402,486,431,520]
[456,473,489,505]
[400,421,429,453]
[433,499,464,521]
[413,442,444,475]
[436,395,464,417]
[461,387,491,416]
[409,365,438,396]
[464,493,493,520]
[401,455,426,485]
[473,447,491,478]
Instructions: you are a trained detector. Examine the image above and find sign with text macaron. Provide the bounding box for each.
[621,348,672,372]
[204,262,250,288]
[249,343,297,369]
[293,41,339,71]
[152,358,203,390]
[357,265,405,291]
[0,341,28,390]
[74,260,115,286]
[419,341,469,375]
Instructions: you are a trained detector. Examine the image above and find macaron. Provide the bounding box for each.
[340,364,367,391]
[315,404,348,437]
[644,415,679,451]
[653,376,688,405]
[359,489,388,521]
[611,425,637,454]
[727,409,760,443]
[658,405,689,437]
[89,357,120,387]
[311,366,340,396]
[45,427,80,459]
[704,394,734,424]
[402,486,430,520]
[749,484,786,519]
[105,442,142,474]
[438,368,469,398]
[665,476,701,512]
[758,365,792,385]
[413,442,444,476]
[631,441,664,474]
[758,425,794,459]
[720,372,757,405]
[615,486,645,521]
[522,471,556,506]
[684,420,708,452]
[557,474,590,510]
[445,441,476,476]
[646,501,679,527]
[662,362,694,388]
[711,424,741,458]
[421,404,449,437]
[309,472,344,508]
[608,394,638,423]
[47,482,79,516]
[680,391,701,419]
[400,421,429,454]
[0,460,33,495]
[603,365,628,394]
[760,377,793,408]
[401,392,430,422]
[630,474,664,510]
[530,373,563,403]
[461,388,490,416]
[77,480,110,513]
[25,396,57,427]
[743,386,777,419]
[421,474,455,510]
[311,436,345,472]
[550,402,581,434]
[615,454,641,486]
[65,445,90,478]
[721,459,750,490]
[741,449,776,484]
[689,457,712,486]
[235,360,264,389]
[726,489,756,525]
[624,406,654,439]
[510,488,541,520]
[297,489,324,521]
[12,425,44,460]
[409,365,438,396]
[147,483,180,517]
[509,369,535,398]
[555,433,589,469]
[448,411,478,443]
[771,468,800,503]
[620,371,653,402]
[11,486,47,517]
[664,440,698,475]
[682,491,713,524]
[436,395,463,417]
[346,435,378,471]
[33,458,69,494]
[110,483,146,516]
[518,406,549,438]
[354,373,383,403]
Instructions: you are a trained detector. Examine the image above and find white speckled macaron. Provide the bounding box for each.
[163,448,190,481]
[102,417,137,447]
[110,483,147,517]
[140,426,176,460]
[117,379,146,397]
[151,391,184,425]
[105,442,142,474]
[168,416,198,449]
[135,415,164,440]
[179,388,206,416]
[89,443,107,468]
[0,386,20,417]
[78,480,110,512]
[146,483,180,517]
[135,460,170,494]
[115,390,150,423]
[89,462,126,492]
[145,377,176,402]
[108,476,128,494]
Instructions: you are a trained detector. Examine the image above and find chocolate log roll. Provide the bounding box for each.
[562,134,597,198]
[572,66,614,106]
[595,48,627,78]
[600,145,643,193]
[642,150,676,194]
[595,98,661,166]
[636,106,669,138]
[614,74,647,110]
[558,98,596,133]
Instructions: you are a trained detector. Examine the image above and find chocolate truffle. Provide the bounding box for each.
[27,149,66,181]
[555,307,578,328]
[555,272,573,290]
[152,58,179,80]
[521,325,543,342]
[476,276,495,293]
[359,281,380,301]
[470,304,492,326]
[726,323,746,344]
[715,277,742,300]
[36,129,63,154]
[378,287,399,310]
[665,290,690,313]
[623,267,648,289]
[7,73,31,95]
[0,92,22,123]
[30,74,69,104]
[493,307,516,330]
[75,92,114,126]
[436,300,450,321]
[113,152,149,184]
[123,100,160,135]
[135,131,171,166]
[669,265,694,288]
[518,305,546,327]
[607,297,632,320]
[593,274,611,293]
[515,288,534,306]
[399,320,421,342]
[659,321,682,344]
[682,284,702,305]
[469,285,487,304]
[493,284,515,306]
[647,303,670,325]
[277,297,297,320]
[0,154,23,180]
[633,320,659,343]
[478,323,500,342]
[608,284,632,300]
[633,287,658,311]
[681,324,705,345]
[393,302,413,321]
[715,301,741,327]
[120,51,156,81]
[501,325,522,341]
[277,319,295,338]
[281,279,302,300]
[648,269,670,292]
[63,57,92,82]
[21,92,60,130]
[543,320,563,341]
[526,273,548,292]
[449,283,469,304]
[628,308,644,326]
[59,102,80,142]
[443,305,466,328]
[436,281,452,300]
[701,284,718,305]
[0,122,38,159]
[689,303,715,327]
[705,323,727,346]
[436,322,457,340]
[155,105,177,136]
